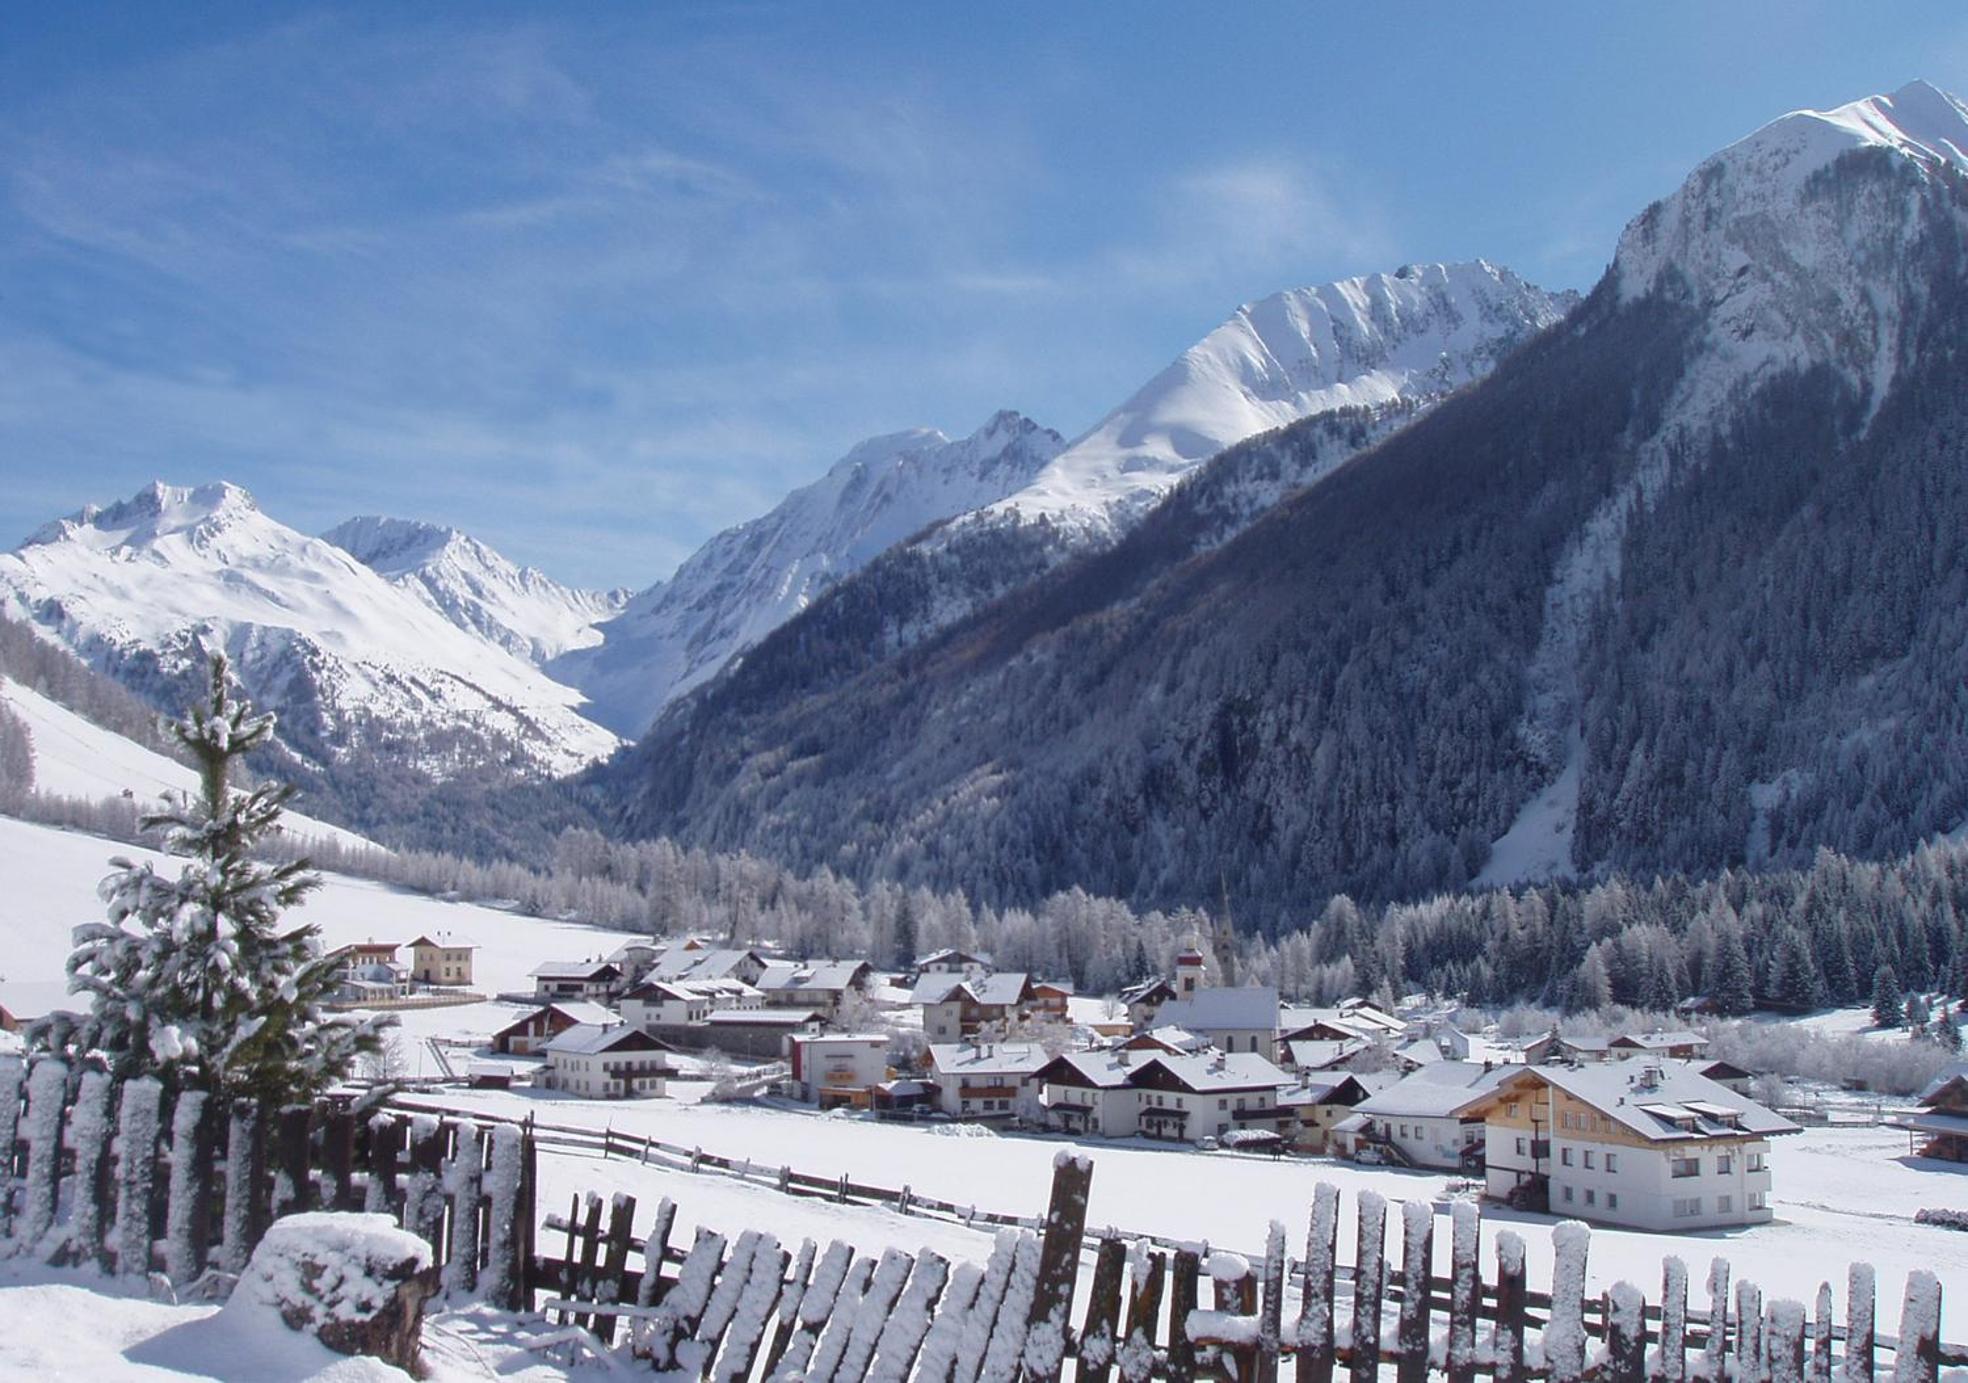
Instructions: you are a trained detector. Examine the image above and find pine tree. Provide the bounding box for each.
[36,654,388,1105]
[1870,964,1904,1030]
[1712,921,1756,1016]
[1938,1012,1963,1055]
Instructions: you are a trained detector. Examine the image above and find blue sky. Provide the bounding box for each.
[3,5,1964,590]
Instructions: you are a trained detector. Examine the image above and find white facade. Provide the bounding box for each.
[1483,1129,1775,1231]
[929,1042,1049,1121]
[540,1024,671,1099]
[790,1034,891,1104]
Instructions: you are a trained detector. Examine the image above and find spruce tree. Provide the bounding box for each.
[38,654,387,1105]
[1712,922,1756,1016]
[1870,964,1904,1030]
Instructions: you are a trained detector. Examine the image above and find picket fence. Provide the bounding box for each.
[2,1055,1962,1382]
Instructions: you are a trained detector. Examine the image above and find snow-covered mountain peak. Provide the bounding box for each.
[553,412,1065,735]
[25,480,261,551]
[970,260,1573,534]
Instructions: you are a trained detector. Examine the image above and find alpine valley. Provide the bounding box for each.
[6,82,1968,934]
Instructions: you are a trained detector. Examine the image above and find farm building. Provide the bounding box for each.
[539,1023,675,1099]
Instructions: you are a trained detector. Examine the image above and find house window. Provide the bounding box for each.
[1515,1137,1527,1157]
[1747,1152,1765,1172]
[1507,1102,1520,1119]
[1717,1195,1733,1214]
[1399,1124,1409,1139]
[1562,1186,1574,1203]
[1220,1099,1229,1110]
[1671,1157,1700,1179]
[1560,1147,1573,1166]
[1748,1191,1767,1210]
[1583,1151,1596,1169]
[1606,1193,1619,1210]
[1717,1154,1733,1175]
[1605,1153,1618,1173]
[1584,1189,1596,1206]
[1673,1198,1701,1218]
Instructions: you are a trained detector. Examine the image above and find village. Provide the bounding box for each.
[318,930,1968,1241]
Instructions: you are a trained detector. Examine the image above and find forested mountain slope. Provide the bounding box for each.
[610,83,1968,928]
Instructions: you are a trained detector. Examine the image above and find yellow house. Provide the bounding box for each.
[406,933,477,987]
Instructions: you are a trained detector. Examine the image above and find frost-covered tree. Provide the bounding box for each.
[36,654,387,1105]
[1870,965,1904,1030]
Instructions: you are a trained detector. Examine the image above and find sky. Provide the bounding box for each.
[2,5,1964,591]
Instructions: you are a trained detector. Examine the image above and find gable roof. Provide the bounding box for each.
[916,948,991,967]
[407,933,478,950]
[1356,1062,1512,1118]
[1285,1038,1369,1070]
[1034,1049,1139,1090]
[929,1041,1051,1078]
[1474,1062,1799,1142]
[493,1000,618,1038]
[1134,1049,1290,1094]
[1611,1030,1709,1051]
[758,960,873,993]
[542,1023,673,1057]
[1119,977,1178,1006]
[911,971,1033,1007]
[530,960,622,981]
[1917,1062,1968,1106]
[1152,986,1280,1033]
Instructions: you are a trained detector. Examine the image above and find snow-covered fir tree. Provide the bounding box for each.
[35,654,388,1104]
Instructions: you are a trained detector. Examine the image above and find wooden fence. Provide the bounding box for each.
[3,1055,1962,1381]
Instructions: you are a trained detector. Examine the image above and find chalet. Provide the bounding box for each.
[330,942,411,1003]
[1461,1061,1799,1230]
[1609,1030,1711,1061]
[1277,1000,1407,1047]
[1120,946,1209,1030]
[1276,1071,1397,1154]
[619,977,763,1030]
[651,947,771,986]
[540,1024,675,1099]
[530,960,626,1002]
[406,934,477,987]
[1521,1032,1614,1065]
[1281,1038,1370,1073]
[914,948,993,978]
[1697,1059,1755,1095]
[913,972,1036,1042]
[1036,1049,1143,1138]
[489,1000,620,1055]
[1128,1050,1293,1144]
[1330,1062,1509,1170]
[606,941,664,983]
[1149,986,1281,1057]
[1125,1026,1212,1056]
[928,1041,1050,1122]
[1898,1062,1968,1162]
[789,1033,892,1108]
[466,1061,514,1090]
[1032,980,1074,1022]
[758,960,877,1017]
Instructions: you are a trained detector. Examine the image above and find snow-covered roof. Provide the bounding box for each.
[1916,1062,1968,1105]
[916,948,991,967]
[1356,1062,1511,1118]
[1136,1050,1290,1094]
[652,947,764,981]
[1151,986,1280,1033]
[758,960,871,993]
[1285,1038,1366,1070]
[703,1009,823,1027]
[1037,1049,1138,1089]
[407,933,478,950]
[542,1023,669,1057]
[530,960,621,980]
[966,972,1031,1006]
[1612,1030,1709,1051]
[1131,1025,1212,1054]
[929,1041,1051,1077]
[1119,977,1177,1006]
[1481,1063,1799,1143]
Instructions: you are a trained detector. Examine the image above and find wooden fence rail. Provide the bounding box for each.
[2,1056,1961,1382]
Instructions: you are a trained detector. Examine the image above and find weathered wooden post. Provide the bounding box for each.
[479,1123,528,1311]
[1255,1220,1286,1383]
[1446,1202,1480,1383]
[0,1056,24,1241]
[1022,1153,1093,1383]
[318,1104,358,1211]
[163,1087,213,1284]
[1660,1256,1689,1383]
[1890,1272,1941,1383]
[808,1252,878,1383]
[1079,1237,1129,1383]
[570,1192,604,1329]
[1491,1231,1527,1383]
[771,1239,854,1380]
[402,1116,446,1255]
[17,1057,68,1252]
[1738,1282,1766,1383]
[114,1078,164,1281]
[762,1238,820,1378]
[635,1196,681,1309]
[1811,1283,1834,1383]
[979,1234,1043,1383]
[1605,1282,1648,1383]
[590,1192,639,1347]
[364,1113,404,1215]
[1395,1201,1432,1383]
[830,1244,912,1383]
[1349,1192,1387,1383]
[65,1071,117,1270]
[913,1257,981,1383]
[441,1121,484,1297]
[219,1098,266,1274]
[1167,1248,1202,1383]
[720,1238,795,1383]
[1119,1248,1168,1383]
[644,1229,729,1370]
[1846,1263,1876,1383]
[271,1104,313,1219]
[1767,1300,1808,1383]
[1545,1221,1590,1383]
[1298,1183,1340,1383]
[1705,1257,1734,1383]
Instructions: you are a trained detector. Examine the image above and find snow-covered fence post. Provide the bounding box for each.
[1349,1191,1388,1383]
[162,1087,212,1285]
[1491,1231,1528,1383]
[1207,1247,1258,1383]
[1811,1283,1834,1383]
[441,1122,484,1297]
[1298,1183,1340,1383]
[1660,1256,1689,1383]
[762,1237,819,1379]
[401,1116,446,1256]
[479,1123,526,1311]
[635,1196,680,1310]
[1166,1248,1201,1383]
[113,1078,163,1281]
[871,1250,950,1383]
[590,1192,639,1347]
[1704,1257,1733,1383]
[1446,1202,1480,1383]
[15,1057,67,1254]
[0,1055,24,1241]
[218,1097,266,1275]
[641,1229,729,1371]
[1545,1220,1590,1383]
[319,1104,357,1212]
[364,1114,403,1215]
[1738,1281,1765,1383]
[1846,1263,1876,1383]
[1395,1201,1432,1383]
[830,1243,912,1383]
[805,1250,879,1383]
[1605,1282,1647,1383]
[271,1104,313,1219]
[1767,1300,1808,1383]
[836,1169,850,1204]
[568,1192,604,1330]
[1078,1237,1129,1383]
[1021,1152,1093,1383]
[1890,1272,1941,1383]
[718,1236,794,1383]
[778,1164,792,1195]
[64,1070,116,1270]
[1118,1246,1167,1383]
[1254,1220,1286,1383]
[770,1238,853,1381]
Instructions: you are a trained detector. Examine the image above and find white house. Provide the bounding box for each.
[620,977,763,1030]
[539,1024,675,1099]
[789,1033,891,1108]
[490,1000,619,1055]
[913,972,1036,1042]
[1128,1050,1293,1144]
[1148,986,1280,1057]
[650,947,771,986]
[758,960,877,1017]
[928,1041,1050,1122]
[914,948,993,978]
[1460,1061,1799,1230]
[1330,1061,1509,1170]
[1034,1049,1143,1137]
[530,960,627,1002]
